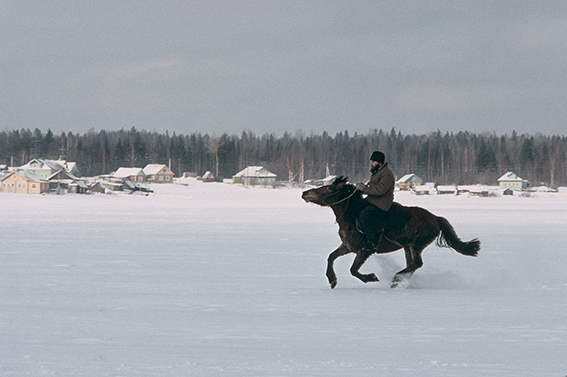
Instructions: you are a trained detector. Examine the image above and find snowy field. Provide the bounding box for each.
[1,179,566,376]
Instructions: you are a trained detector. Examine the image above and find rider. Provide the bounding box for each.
[356,151,395,252]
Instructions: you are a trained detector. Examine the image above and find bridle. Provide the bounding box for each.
[322,185,358,206]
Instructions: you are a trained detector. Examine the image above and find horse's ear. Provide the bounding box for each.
[333,176,349,187]
[332,176,346,185]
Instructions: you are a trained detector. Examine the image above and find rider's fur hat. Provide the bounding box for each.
[370,151,385,163]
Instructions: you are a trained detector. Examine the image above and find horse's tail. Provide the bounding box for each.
[436,217,480,256]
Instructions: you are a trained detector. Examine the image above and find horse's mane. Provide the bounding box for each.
[332,177,369,222]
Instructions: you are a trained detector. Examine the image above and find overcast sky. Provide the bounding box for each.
[2,1,567,137]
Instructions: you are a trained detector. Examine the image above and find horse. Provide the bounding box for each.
[301,176,480,288]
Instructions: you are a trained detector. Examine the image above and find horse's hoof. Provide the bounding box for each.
[330,280,337,289]
[391,276,409,289]
[367,273,379,283]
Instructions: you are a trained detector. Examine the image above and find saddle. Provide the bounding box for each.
[385,202,411,230]
[356,202,411,234]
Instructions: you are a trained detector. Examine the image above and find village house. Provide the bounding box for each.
[113,167,146,182]
[436,185,457,195]
[47,169,88,194]
[143,164,174,183]
[396,174,423,190]
[19,158,63,178]
[55,160,82,177]
[498,172,529,191]
[232,166,277,186]
[19,158,82,179]
[1,170,50,194]
[201,171,215,182]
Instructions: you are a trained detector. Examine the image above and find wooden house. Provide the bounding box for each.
[19,159,63,178]
[232,166,277,186]
[1,170,50,194]
[143,164,174,183]
[55,160,82,177]
[47,169,88,194]
[396,174,423,190]
[436,185,457,195]
[202,171,215,182]
[113,167,146,182]
[19,158,81,179]
[498,172,528,191]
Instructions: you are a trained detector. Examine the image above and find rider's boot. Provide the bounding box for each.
[361,230,384,253]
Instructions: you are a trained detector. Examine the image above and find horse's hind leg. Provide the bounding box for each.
[391,246,424,288]
[327,244,350,289]
[350,251,379,284]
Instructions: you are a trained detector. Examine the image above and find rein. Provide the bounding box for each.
[325,186,358,206]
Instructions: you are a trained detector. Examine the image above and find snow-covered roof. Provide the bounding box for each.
[414,185,430,192]
[437,185,457,192]
[2,170,49,182]
[143,164,171,175]
[498,171,526,182]
[55,160,80,173]
[47,169,80,182]
[396,174,422,184]
[113,167,145,178]
[20,158,63,171]
[233,166,276,178]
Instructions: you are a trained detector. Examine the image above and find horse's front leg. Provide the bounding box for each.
[350,251,379,284]
[326,244,351,289]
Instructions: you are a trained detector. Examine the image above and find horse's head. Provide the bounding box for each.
[302,176,356,207]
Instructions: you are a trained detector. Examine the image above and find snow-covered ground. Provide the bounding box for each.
[2,180,566,376]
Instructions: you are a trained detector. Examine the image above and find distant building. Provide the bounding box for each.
[55,160,82,177]
[232,166,277,186]
[436,185,457,195]
[1,170,50,194]
[47,169,88,194]
[113,167,146,182]
[19,159,63,178]
[498,172,529,191]
[19,158,81,179]
[396,174,423,190]
[414,185,431,195]
[202,171,215,182]
[143,164,174,183]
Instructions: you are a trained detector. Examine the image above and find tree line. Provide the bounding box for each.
[1,127,566,187]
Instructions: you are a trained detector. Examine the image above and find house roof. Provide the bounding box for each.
[113,167,145,178]
[143,164,172,175]
[2,170,49,182]
[498,171,526,182]
[47,169,80,181]
[55,160,80,173]
[233,166,276,178]
[20,158,63,171]
[437,185,457,192]
[396,174,422,184]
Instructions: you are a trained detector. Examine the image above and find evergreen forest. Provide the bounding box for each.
[1,128,566,187]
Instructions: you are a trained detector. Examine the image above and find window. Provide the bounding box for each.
[32,184,37,189]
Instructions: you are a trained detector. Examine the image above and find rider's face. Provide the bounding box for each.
[370,160,381,169]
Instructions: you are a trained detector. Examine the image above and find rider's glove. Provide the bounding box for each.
[355,182,366,191]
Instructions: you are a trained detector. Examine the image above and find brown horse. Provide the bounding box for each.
[301,176,480,288]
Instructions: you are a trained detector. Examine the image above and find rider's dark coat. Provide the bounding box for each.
[362,162,395,211]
